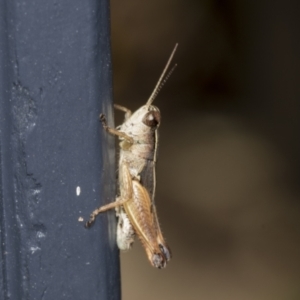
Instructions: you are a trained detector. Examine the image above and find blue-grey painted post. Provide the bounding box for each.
[0,0,120,299]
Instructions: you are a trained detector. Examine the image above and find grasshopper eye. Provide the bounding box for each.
[142,111,160,128]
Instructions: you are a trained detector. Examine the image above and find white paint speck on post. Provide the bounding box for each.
[76,186,81,196]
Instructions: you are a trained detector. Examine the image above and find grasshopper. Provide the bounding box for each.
[86,44,177,268]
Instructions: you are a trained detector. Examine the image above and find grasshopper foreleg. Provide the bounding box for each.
[99,114,133,143]
[114,104,132,120]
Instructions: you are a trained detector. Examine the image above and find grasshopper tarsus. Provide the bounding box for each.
[85,220,94,228]
[85,210,99,228]
[99,113,105,121]
[85,214,96,228]
[85,209,104,228]
[99,113,108,129]
[84,210,101,229]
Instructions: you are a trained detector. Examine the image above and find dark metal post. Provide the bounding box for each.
[0,0,120,299]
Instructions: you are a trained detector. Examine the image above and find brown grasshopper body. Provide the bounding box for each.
[86,44,177,268]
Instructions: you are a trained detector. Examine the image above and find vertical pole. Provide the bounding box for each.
[0,0,120,299]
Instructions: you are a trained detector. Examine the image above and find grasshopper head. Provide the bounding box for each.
[121,44,177,136]
[130,104,160,127]
[122,104,161,136]
[141,105,161,129]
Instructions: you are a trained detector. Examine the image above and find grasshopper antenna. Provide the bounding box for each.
[149,64,177,105]
[146,43,178,106]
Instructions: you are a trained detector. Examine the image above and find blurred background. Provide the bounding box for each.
[110,1,300,299]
